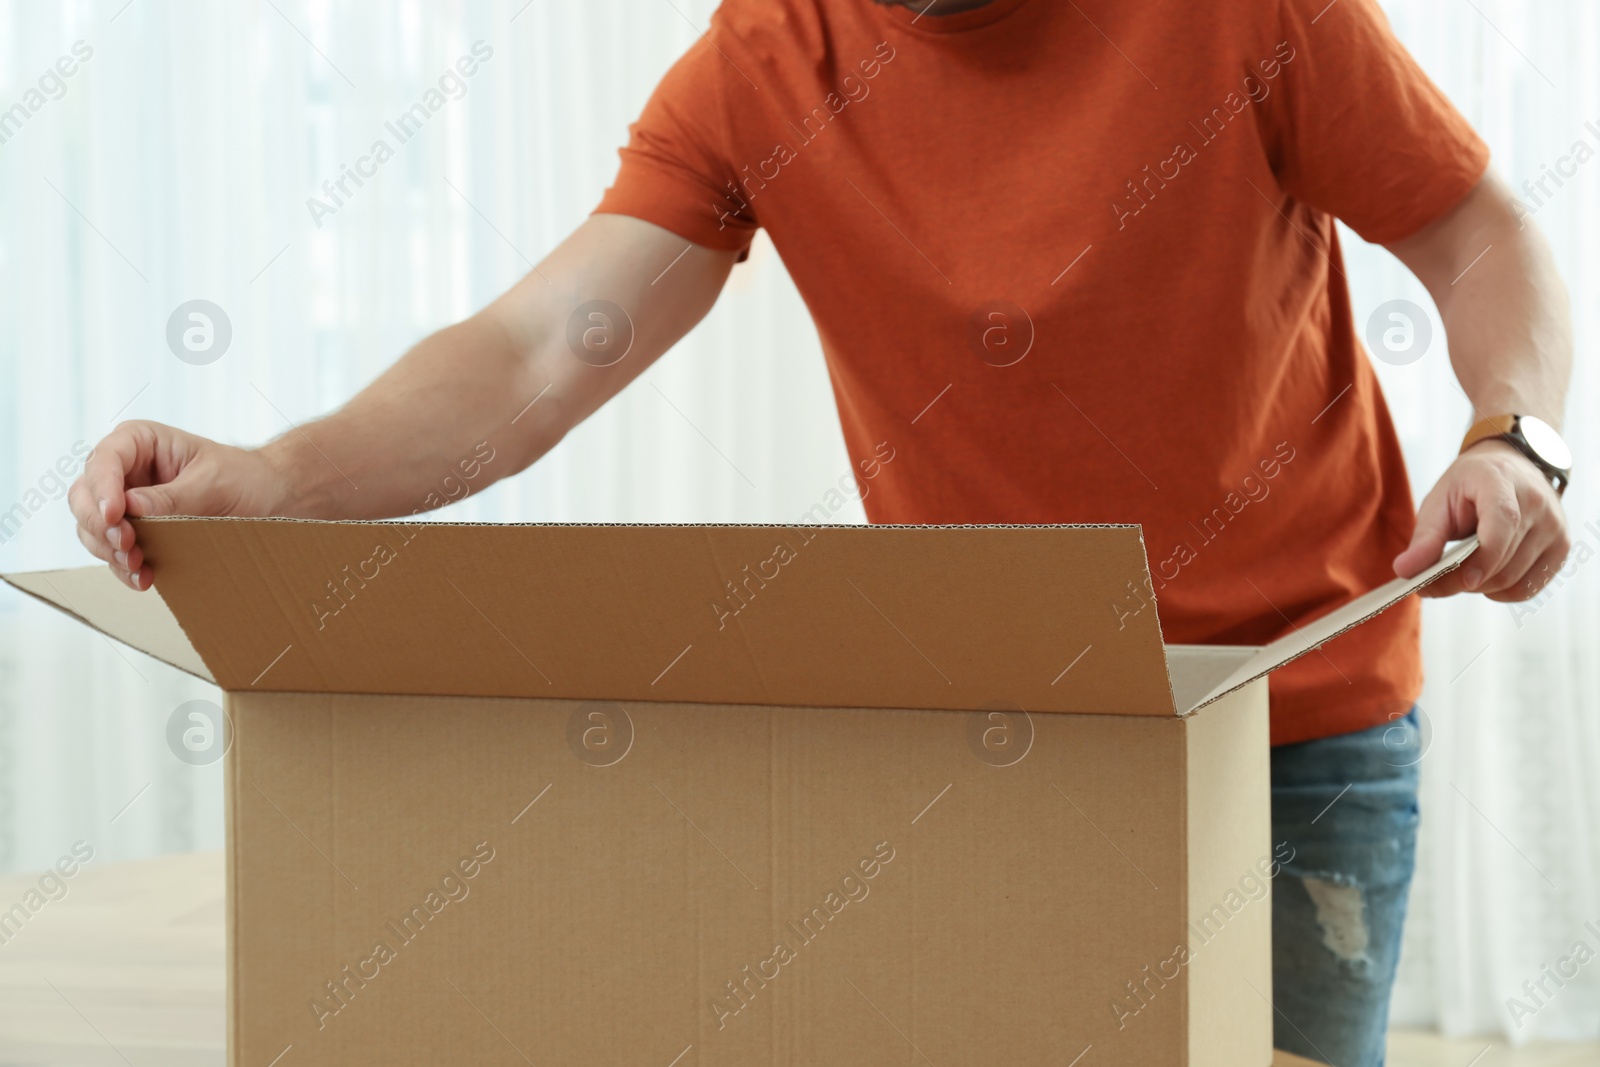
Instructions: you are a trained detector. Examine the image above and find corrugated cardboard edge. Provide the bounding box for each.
[1135,526,1186,719]
[135,516,1154,532]
[0,566,214,683]
[1182,537,1479,715]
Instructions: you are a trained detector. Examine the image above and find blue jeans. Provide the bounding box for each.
[1271,708,1422,1067]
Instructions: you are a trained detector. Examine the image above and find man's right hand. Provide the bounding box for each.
[68,421,289,590]
[65,215,738,593]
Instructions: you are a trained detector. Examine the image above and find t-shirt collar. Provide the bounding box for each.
[872,0,1034,35]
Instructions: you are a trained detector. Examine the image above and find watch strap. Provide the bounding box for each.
[1459,414,1518,453]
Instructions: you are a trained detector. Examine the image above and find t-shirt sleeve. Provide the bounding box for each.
[1261,0,1490,245]
[593,33,759,254]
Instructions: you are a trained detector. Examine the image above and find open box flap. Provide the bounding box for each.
[120,518,1179,715]
[0,565,214,683]
[1178,536,1478,714]
[1166,644,1259,715]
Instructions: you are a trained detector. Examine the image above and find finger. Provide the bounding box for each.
[1478,528,1553,596]
[1486,529,1571,602]
[124,457,224,518]
[67,478,102,537]
[1394,487,1458,579]
[115,543,146,577]
[1419,568,1470,599]
[79,531,143,592]
[76,522,116,565]
[1461,483,1524,592]
[105,517,135,552]
[81,424,154,536]
[1477,485,1561,596]
[126,480,183,518]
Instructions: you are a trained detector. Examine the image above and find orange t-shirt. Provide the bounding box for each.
[595,0,1489,745]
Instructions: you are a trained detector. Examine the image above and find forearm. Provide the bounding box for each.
[1438,228,1569,427]
[255,215,736,522]
[1389,172,1575,594]
[262,311,560,520]
[1390,174,1572,428]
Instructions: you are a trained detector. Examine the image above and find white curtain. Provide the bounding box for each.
[1356,0,1600,1045]
[0,0,857,891]
[0,0,1594,1044]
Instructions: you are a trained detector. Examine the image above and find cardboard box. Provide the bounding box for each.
[3,520,1470,1066]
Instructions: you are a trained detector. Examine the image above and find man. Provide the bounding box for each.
[69,0,1571,1062]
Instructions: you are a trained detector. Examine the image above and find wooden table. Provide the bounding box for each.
[0,851,225,1065]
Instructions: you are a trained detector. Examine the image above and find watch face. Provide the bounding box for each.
[1520,416,1573,471]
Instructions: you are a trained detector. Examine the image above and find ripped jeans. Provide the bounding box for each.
[1271,708,1421,1067]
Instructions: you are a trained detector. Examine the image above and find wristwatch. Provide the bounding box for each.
[1459,414,1572,495]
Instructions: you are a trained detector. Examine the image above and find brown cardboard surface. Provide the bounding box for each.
[1,522,1452,1065]
[1184,682,1273,1066]
[1167,645,1257,716]
[0,564,212,681]
[133,518,1178,716]
[225,689,1271,1066]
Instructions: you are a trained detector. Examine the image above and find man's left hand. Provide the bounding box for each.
[1395,440,1570,601]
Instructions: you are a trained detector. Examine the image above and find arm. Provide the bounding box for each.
[1387,171,1574,599]
[68,214,739,589]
